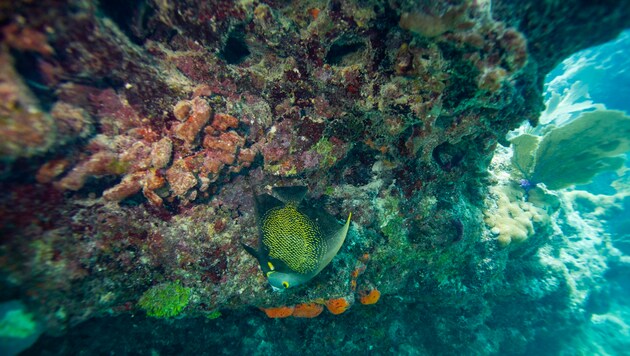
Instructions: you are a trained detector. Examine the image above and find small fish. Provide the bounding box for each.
[242,186,351,290]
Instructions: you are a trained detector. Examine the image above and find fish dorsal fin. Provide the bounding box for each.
[272,186,308,204]
[255,193,285,218]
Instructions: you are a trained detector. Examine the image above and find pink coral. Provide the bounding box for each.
[210,113,239,132]
[36,159,70,184]
[103,172,144,201]
[1,23,54,55]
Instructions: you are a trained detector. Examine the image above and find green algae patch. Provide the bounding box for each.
[312,138,337,168]
[206,310,222,320]
[106,159,131,175]
[0,308,38,339]
[138,282,191,318]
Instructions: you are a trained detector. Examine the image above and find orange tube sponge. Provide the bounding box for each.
[260,306,294,318]
[359,289,381,305]
[326,298,350,315]
[292,303,324,318]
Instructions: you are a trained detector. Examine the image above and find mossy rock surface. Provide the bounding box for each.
[138,282,191,318]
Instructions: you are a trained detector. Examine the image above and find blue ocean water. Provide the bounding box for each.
[546,30,630,197]
[535,29,630,354]
[545,30,630,115]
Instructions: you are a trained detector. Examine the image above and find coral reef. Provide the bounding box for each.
[0,0,629,354]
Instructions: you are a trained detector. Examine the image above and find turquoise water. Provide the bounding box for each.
[510,30,630,355]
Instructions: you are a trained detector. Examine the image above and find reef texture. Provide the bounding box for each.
[0,0,629,354]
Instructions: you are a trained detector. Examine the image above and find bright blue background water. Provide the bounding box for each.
[545,30,630,114]
[543,30,630,197]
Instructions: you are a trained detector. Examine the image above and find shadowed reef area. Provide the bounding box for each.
[1,0,629,354]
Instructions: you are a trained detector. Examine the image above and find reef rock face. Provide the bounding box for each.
[0,0,628,353]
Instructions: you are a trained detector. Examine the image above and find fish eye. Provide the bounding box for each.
[282,281,290,288]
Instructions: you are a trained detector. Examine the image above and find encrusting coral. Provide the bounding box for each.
[292,303,324,318]
[45,92,256,205]
[359,288,381,305]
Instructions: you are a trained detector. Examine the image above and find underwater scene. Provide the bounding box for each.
[1,1,629,355]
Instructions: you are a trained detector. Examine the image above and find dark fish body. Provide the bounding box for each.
[242,186,351,289]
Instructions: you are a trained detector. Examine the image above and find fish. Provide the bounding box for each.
[242,186,351,290]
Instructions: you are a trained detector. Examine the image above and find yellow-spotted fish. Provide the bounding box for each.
[242,186,351,290]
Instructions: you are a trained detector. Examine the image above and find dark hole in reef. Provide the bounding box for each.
[220,27,251,65]
[330,143,378,186]
[324,113,364,141]
[438,42,479,109]
[584,288,611,315]
[432,141,466,171]
[435,115,455,130]
[98,0,152,45]
[9,49,56,112]
[78,175,123,199]
[325,37,365,66]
